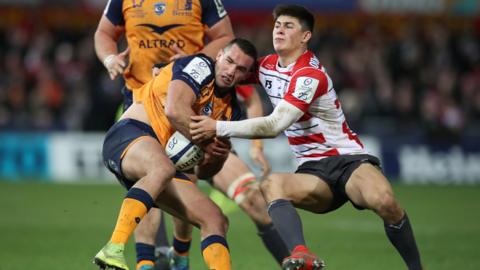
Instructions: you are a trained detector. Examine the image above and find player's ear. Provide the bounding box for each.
[302,31,312,44]
[216,48,224,62]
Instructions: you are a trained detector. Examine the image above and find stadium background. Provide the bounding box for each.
[0,0,479,269]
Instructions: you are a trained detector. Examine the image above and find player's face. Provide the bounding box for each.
[273,15,308,54]
[215,44,254,88]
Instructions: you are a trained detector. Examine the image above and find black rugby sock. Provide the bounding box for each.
[256,222,290,265]
[384,213,423,270]
[267,199,306,252]
[155,211,170,248]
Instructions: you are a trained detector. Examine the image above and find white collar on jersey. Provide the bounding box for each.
[276,60,295,72]
[277,58,297,72]
[276,50,308,72]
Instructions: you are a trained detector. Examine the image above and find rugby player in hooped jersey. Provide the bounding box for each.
[93,38,257,270]
[190,5,424,270]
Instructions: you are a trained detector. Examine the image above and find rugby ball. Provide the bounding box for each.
[165,131,204,171]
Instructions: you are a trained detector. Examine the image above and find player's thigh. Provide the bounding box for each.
[345,163,395,209]
[156,179,225,228]
[212,152,251,193]
[264,173,334,213]
[122,136,173,180]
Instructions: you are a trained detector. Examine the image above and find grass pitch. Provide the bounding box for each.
[0,181,479,270]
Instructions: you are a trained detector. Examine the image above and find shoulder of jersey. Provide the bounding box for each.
[177,53,215,85]
[258,54,278,71]
[293,51,324,74]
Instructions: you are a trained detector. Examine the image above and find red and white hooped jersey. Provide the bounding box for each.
[257,50,366,165]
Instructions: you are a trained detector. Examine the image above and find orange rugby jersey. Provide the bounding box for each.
[134,54,241,145]
[104,0,228,89]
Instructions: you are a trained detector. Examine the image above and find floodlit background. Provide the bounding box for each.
[0,0,479,269]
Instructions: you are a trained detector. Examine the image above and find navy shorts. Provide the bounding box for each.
[121,86,133,112]
[295,154,381,212]
[102,119,189,190]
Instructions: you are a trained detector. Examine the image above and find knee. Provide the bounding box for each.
[213,212,229,235]
[148,165,176,186]
[241,188,262,210]
[199,206,229,235]
[238,188,271,224]
[372,192,403,220]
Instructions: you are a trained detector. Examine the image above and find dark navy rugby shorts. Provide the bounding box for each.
[102,118,189,190]
[295,154,381,213]
[121,86,133,112]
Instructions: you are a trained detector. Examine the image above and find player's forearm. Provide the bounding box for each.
[94,30,119,63]
[195,158,226,179]
[166,107,196,141]
[200,36,233,59]
[217,101,303,139]
[217,116,278,139]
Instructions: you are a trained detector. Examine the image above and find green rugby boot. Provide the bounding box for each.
[93,241,129,270]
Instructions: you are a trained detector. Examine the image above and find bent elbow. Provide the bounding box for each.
[165,107,179,123]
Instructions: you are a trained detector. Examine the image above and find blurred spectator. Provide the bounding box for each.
[0,8,479,142]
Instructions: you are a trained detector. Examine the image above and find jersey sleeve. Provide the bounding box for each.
[284,68,329,112]
[103,0,125,26]
[200,0,228,28]
[171,55,215,97]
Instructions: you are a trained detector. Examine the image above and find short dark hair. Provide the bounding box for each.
[224,38,258,71]
[225,38,258,62]
[273,4,314,33]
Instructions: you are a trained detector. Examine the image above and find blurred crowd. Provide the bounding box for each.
[1,14,479,141]
[0,25,123,131]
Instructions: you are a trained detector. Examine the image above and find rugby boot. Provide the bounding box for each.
[154,246,171,270]
[282,245,325,270]
[93,241,129,270]
[167,247,189,270]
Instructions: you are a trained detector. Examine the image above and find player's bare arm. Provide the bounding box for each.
[200,16,235,60]
[164,80,197,140]
[168,16,234,62]
[94,15,128,80]
[195,137,232,179]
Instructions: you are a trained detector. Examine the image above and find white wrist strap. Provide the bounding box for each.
[103,54,116,68]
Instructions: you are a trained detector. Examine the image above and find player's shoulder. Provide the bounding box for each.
[175,53,214,69]
[173,53,215,85]
[258,54,279,70]
[291,51,328,80]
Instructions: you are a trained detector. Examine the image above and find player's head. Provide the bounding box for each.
[215,38,257,88]
[272,5,314,54]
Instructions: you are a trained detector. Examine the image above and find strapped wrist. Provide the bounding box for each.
[103,54,116,68]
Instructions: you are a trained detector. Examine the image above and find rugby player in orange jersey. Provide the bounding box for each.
[93,38,256,270]
[94,1,235,269]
